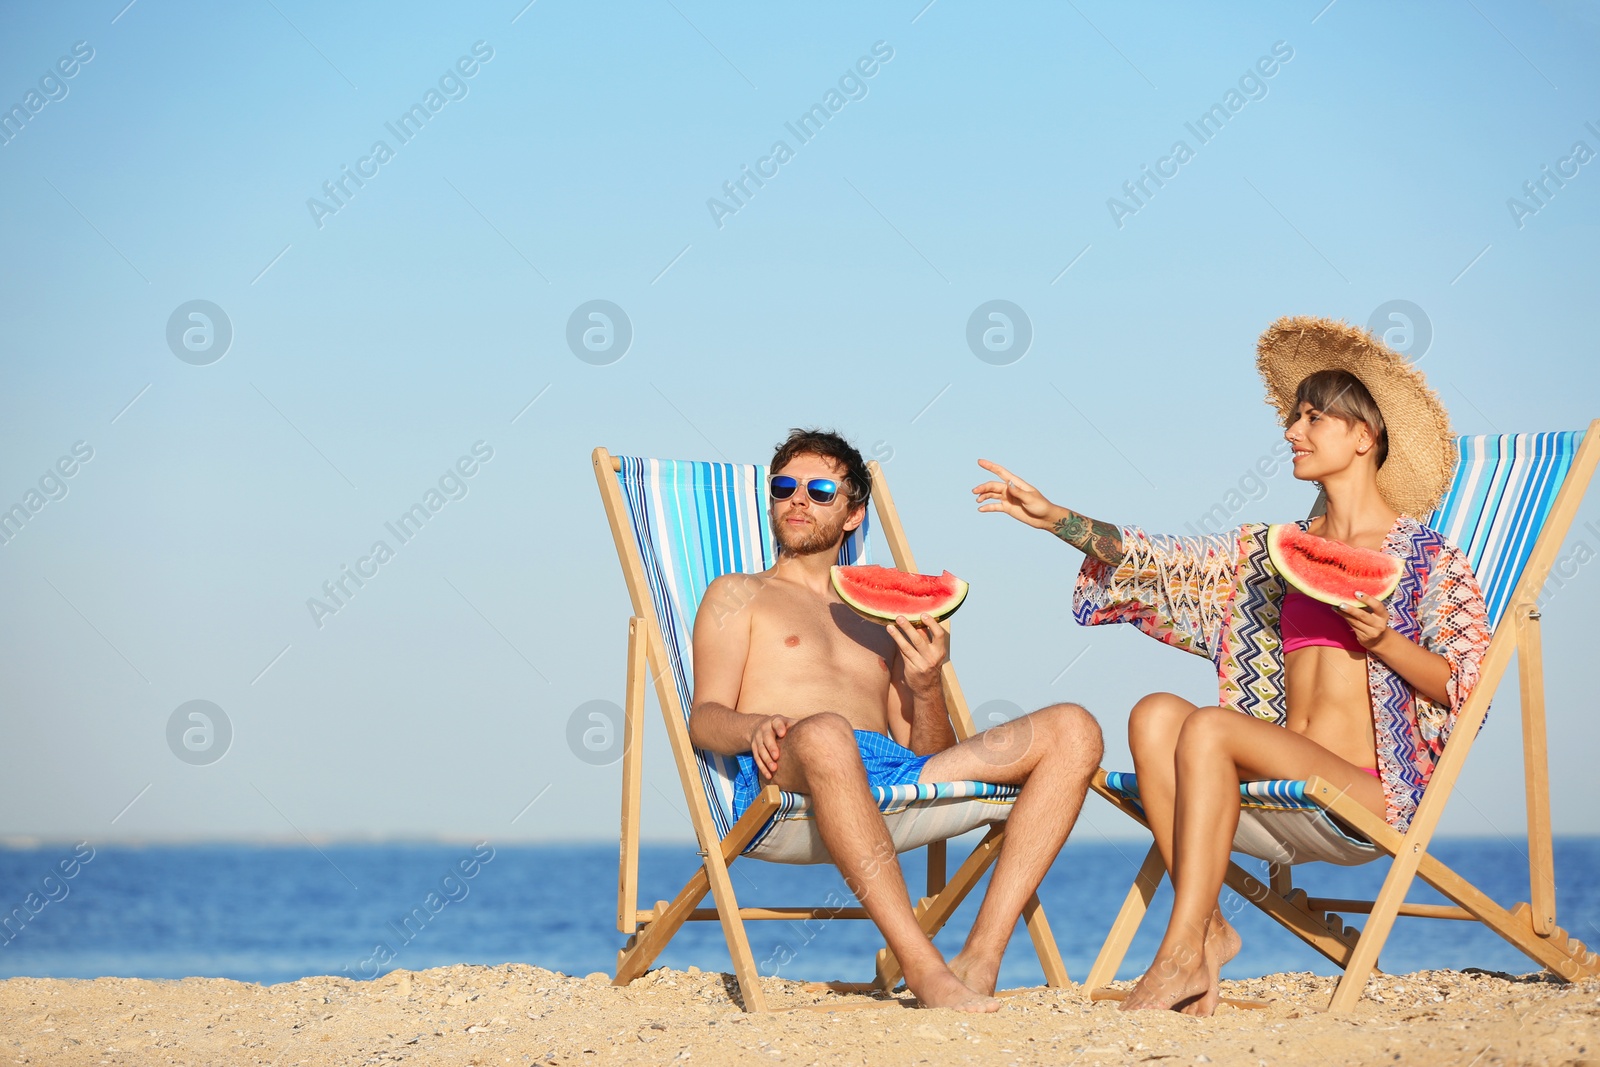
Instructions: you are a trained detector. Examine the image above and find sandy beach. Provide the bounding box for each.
[3,963,1596,1066]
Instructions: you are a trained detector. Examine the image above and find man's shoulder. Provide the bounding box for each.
[703,569,777,600]
[705,568,774,589]
[697,570,776,630]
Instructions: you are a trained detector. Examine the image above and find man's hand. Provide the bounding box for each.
[750,714,796,779]
[887,614,950,695]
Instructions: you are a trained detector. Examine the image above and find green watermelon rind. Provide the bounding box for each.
[830,565,969,625]
[1266,524,1403,607]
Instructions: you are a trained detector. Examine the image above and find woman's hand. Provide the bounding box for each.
[973,460,1058,529]
[1337,592,1454,705]
[1335,593,1390,650]
[974,459,1126,564]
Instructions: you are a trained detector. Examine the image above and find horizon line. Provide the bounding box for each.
[4,831,1593,850]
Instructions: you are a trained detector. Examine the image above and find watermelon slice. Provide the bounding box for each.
[830,565,969,624]
[1266,524,1403,606]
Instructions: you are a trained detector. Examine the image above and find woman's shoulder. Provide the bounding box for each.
[1389,515,1481,579]
[1393,513,1463,551]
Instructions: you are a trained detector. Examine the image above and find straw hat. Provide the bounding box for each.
[1257,315,1455,519]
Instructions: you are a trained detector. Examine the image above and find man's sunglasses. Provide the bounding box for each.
[769,475,841,505]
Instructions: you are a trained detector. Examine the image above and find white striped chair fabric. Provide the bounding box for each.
[614,456,1018,864]
[1103,431,1587,865]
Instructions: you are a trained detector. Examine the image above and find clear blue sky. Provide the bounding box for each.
[1,0,1597,845]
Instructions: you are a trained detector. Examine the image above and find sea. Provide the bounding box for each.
[2,838,1596,989]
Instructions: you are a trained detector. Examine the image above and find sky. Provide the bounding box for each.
[0,0,1597,847]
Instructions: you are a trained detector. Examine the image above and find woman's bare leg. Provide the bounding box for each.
[1126,694,1241,1014]
[1126,693,1195,874]
[1121,708,1387,1014]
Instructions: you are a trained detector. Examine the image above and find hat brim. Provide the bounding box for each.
[1257,316,1455,520]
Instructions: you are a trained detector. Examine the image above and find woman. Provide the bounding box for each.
[973,316,1490,1015]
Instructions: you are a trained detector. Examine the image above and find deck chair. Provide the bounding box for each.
[591,448,1068,1011]
[1085,424,1600,1011]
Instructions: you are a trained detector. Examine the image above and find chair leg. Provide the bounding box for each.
[1325,844,1420,1011]
[926,840,947,896]
[1269,860,1294,897]
[1221,860,1361,971]
[1021,891,1070,987]
[613,865,715,987]
[617,617,647,934]
[1306,779,1599,1009]
[1085,843,1164,989]
[611,855,767,1011]
[613,790,781,1010]
[1517,613,1557,936]
[1411,849,1600,981]
[701,837,767,1011]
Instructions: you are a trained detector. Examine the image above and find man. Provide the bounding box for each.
[689,429,1103,1012]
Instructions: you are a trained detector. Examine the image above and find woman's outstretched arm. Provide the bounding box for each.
[1048,507,1125,565]
[973,459,1125,565]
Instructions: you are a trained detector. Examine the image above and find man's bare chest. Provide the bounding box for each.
[747,590,893,673]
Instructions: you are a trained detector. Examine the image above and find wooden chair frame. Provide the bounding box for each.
[592,449,1068,1011]
[1084,420,1600,1011]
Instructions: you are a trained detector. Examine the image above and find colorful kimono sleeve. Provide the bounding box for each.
[1072,526,1242,661]
[1411,540,1491,755]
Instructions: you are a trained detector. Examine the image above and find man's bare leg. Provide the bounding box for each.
[916,703,1103,995]
[771,713,999,1012]
[1127,693,1240,1015]
[1120,708,1386,1014]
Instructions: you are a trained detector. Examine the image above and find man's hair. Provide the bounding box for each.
[770,428,871,507]
[1293,369,1388,468]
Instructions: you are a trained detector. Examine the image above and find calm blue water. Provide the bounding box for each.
[2,838,1596,988]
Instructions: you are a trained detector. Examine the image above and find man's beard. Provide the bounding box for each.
[771,507,848,557]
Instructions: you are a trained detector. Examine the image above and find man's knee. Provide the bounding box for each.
[1035,702,1103,766]
[783,712,856,763]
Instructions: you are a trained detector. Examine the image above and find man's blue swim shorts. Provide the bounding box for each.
[731,728,932,820]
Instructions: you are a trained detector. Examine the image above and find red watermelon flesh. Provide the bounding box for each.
[830,565,969,623]
[1266,524,1403,606]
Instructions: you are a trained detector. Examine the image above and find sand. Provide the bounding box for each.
[3,964,1597,1066]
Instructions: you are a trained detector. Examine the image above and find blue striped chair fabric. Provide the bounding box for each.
[1102,771,1377,866]
[1430,432,1581,628]
[1103,771,1324,813]
[1104,431,1585,864]
[614,456,1018,860]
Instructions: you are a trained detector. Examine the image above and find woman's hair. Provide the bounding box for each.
[770,428,871,507]
[1293,369,1388,468]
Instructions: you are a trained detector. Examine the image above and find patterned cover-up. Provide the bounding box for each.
[1073,516,1490,831]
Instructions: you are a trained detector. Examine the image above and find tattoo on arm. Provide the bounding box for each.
[1052,510,1125,565]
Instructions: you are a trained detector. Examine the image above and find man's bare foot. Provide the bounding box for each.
[948,950,1000,997]
[1179,912,1242,1018]
[904,965,1001,1013]
[1119,943,1210,1012]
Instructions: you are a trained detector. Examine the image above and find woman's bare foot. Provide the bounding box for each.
[948,950,1000,997]
[904,964,1002,1013]
[1119,942,1211,1012]
[1179,912,1243,1017]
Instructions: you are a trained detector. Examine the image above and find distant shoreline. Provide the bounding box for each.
[6,833,1598,849]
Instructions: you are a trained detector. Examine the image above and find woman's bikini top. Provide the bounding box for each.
[1280,589,1365,655]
